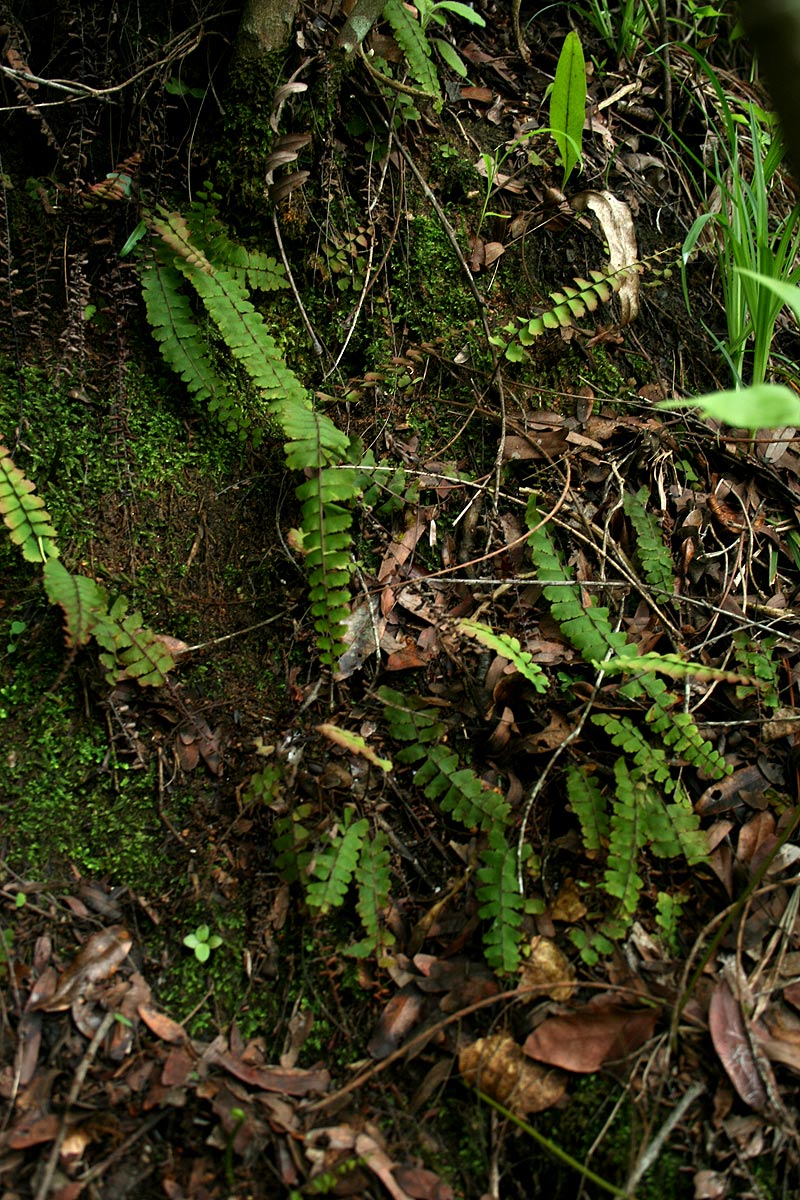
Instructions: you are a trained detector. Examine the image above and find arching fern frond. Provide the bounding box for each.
[0,445,59,563]
[622,486,676,604]
[141,263,248,436]
[566,764,609,852]
[305,808,369,915]
[382,0,440,100]
[415,745,509,830]
[458,618,549,693]
[43,558,105,647]
[476,826,529,974]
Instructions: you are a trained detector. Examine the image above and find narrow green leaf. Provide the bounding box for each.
[550,31,586,188]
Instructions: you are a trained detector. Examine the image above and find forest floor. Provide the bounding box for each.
[2,2,800,1198]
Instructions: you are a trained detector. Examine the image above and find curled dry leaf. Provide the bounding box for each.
[459,1034,567,1115]
[571,189,639,324]
[523,1000,659,1073]
[32,926,132,1012]
[518,936,576,1002]
[708,980,768,1111]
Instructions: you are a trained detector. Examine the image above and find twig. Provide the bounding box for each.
[34,1011,116,1200]
[625,1082,704,1195]
[272,210,326,358]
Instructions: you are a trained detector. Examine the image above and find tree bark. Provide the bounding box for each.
[234,0,303,66]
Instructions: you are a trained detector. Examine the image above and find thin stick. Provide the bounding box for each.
[34,1011,116,1200]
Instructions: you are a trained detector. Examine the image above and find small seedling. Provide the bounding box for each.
[183,923,222,963]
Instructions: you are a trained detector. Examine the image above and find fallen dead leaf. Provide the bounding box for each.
[459,1034,567,1115]
[518,937,576,1002]
[708,980,767,1111]
[523,999,659,1072]
[32,926,132,1012]
[571,189,639,324]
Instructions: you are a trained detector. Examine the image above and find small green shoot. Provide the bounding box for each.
[549,30,586,188]
[183,924,223,963]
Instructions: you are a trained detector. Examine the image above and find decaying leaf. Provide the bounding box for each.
[459,1034,567,1115]
[32,926,132,1012]
[315,723,393,771]
[709,980,768,1111]
[518,937,576,1002]
[572,190,639,324]
[523,999,659,1072]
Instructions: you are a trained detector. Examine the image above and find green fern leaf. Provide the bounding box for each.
[458,618,548,693]
[0,446,59,563]
[273,803,314,884]
[296,469,355,664]
[42,559,106,647]
[92,596,176,687]
[566,764,609,851]
[476,825,528,973]
[382,0,440,99]
[605,760,644,919]
[141,263,248,436]
[350,829,395,961]
[593,713,677,793]
[622,486,676,603]
[415,745,509,830]
[306,809,369,914]
[149,208,215,273]
[378,687,446,761]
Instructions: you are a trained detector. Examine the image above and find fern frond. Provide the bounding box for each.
[476,826,528,973]
[295,468,356,664]
[599,650,751,688]
[640,779,708,864]
[593,713,677,793]
[306,809,369,914]
[186,195,290,292]
[605,760,644,919]
[92,595,176,686]
[414,745,509,830]
[382,0,440,99]
[273,803,315,884]
[527,513,630,664]
[622,486,676,603]
[490,266,639,361]
[566,764,609,851]
[149,208,215,272]
[43,559,106,647]
[732,631,780,709]
[0,445,59,563]
[350,829,395,961]
[378,686,447,761]
[458,618,549,693]
[646,706,729,778]
[141,263,248,435]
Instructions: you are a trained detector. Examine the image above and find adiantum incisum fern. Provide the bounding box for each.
[0,446,175,686]
[526,496,731,960]
[138,189,360,664]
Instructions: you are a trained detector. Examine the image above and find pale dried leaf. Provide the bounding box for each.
[571,189,639,324]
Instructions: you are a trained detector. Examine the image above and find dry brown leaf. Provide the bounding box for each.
[518,937,576,1002]
[138,1002,188,1045]
[459,1034,567,1114]
[32,926,132,1012]
[523,1000,658,1072]
[571,189,639,324]
[367,984,427,1059]
[708,981,767,1111]
[549,879,587,923]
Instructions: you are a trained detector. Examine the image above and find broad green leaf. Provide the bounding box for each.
[550,31,586,188]
[432,38,467,76]
[661,384,800,430]
[737,269,800,322]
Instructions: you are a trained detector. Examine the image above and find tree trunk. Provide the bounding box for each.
[234,0,303,66]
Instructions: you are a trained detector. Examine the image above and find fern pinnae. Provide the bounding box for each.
[306,809,369,915]
[382,0,440,100]
[0,445,60,563]
[566,764,609,851]
[351,829,395,961]
[476,826,528,974]
[623,486,676,605]
[605,760,644,920]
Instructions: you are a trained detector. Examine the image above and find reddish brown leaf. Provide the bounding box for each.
[367,984,427,1059]
[523,1001,658,1072]
[460,1034,567,1114]
[32,926,132,1012]
[7,1113,61,1148]
[708,981,767,1111]
[138,1003,188,1044]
